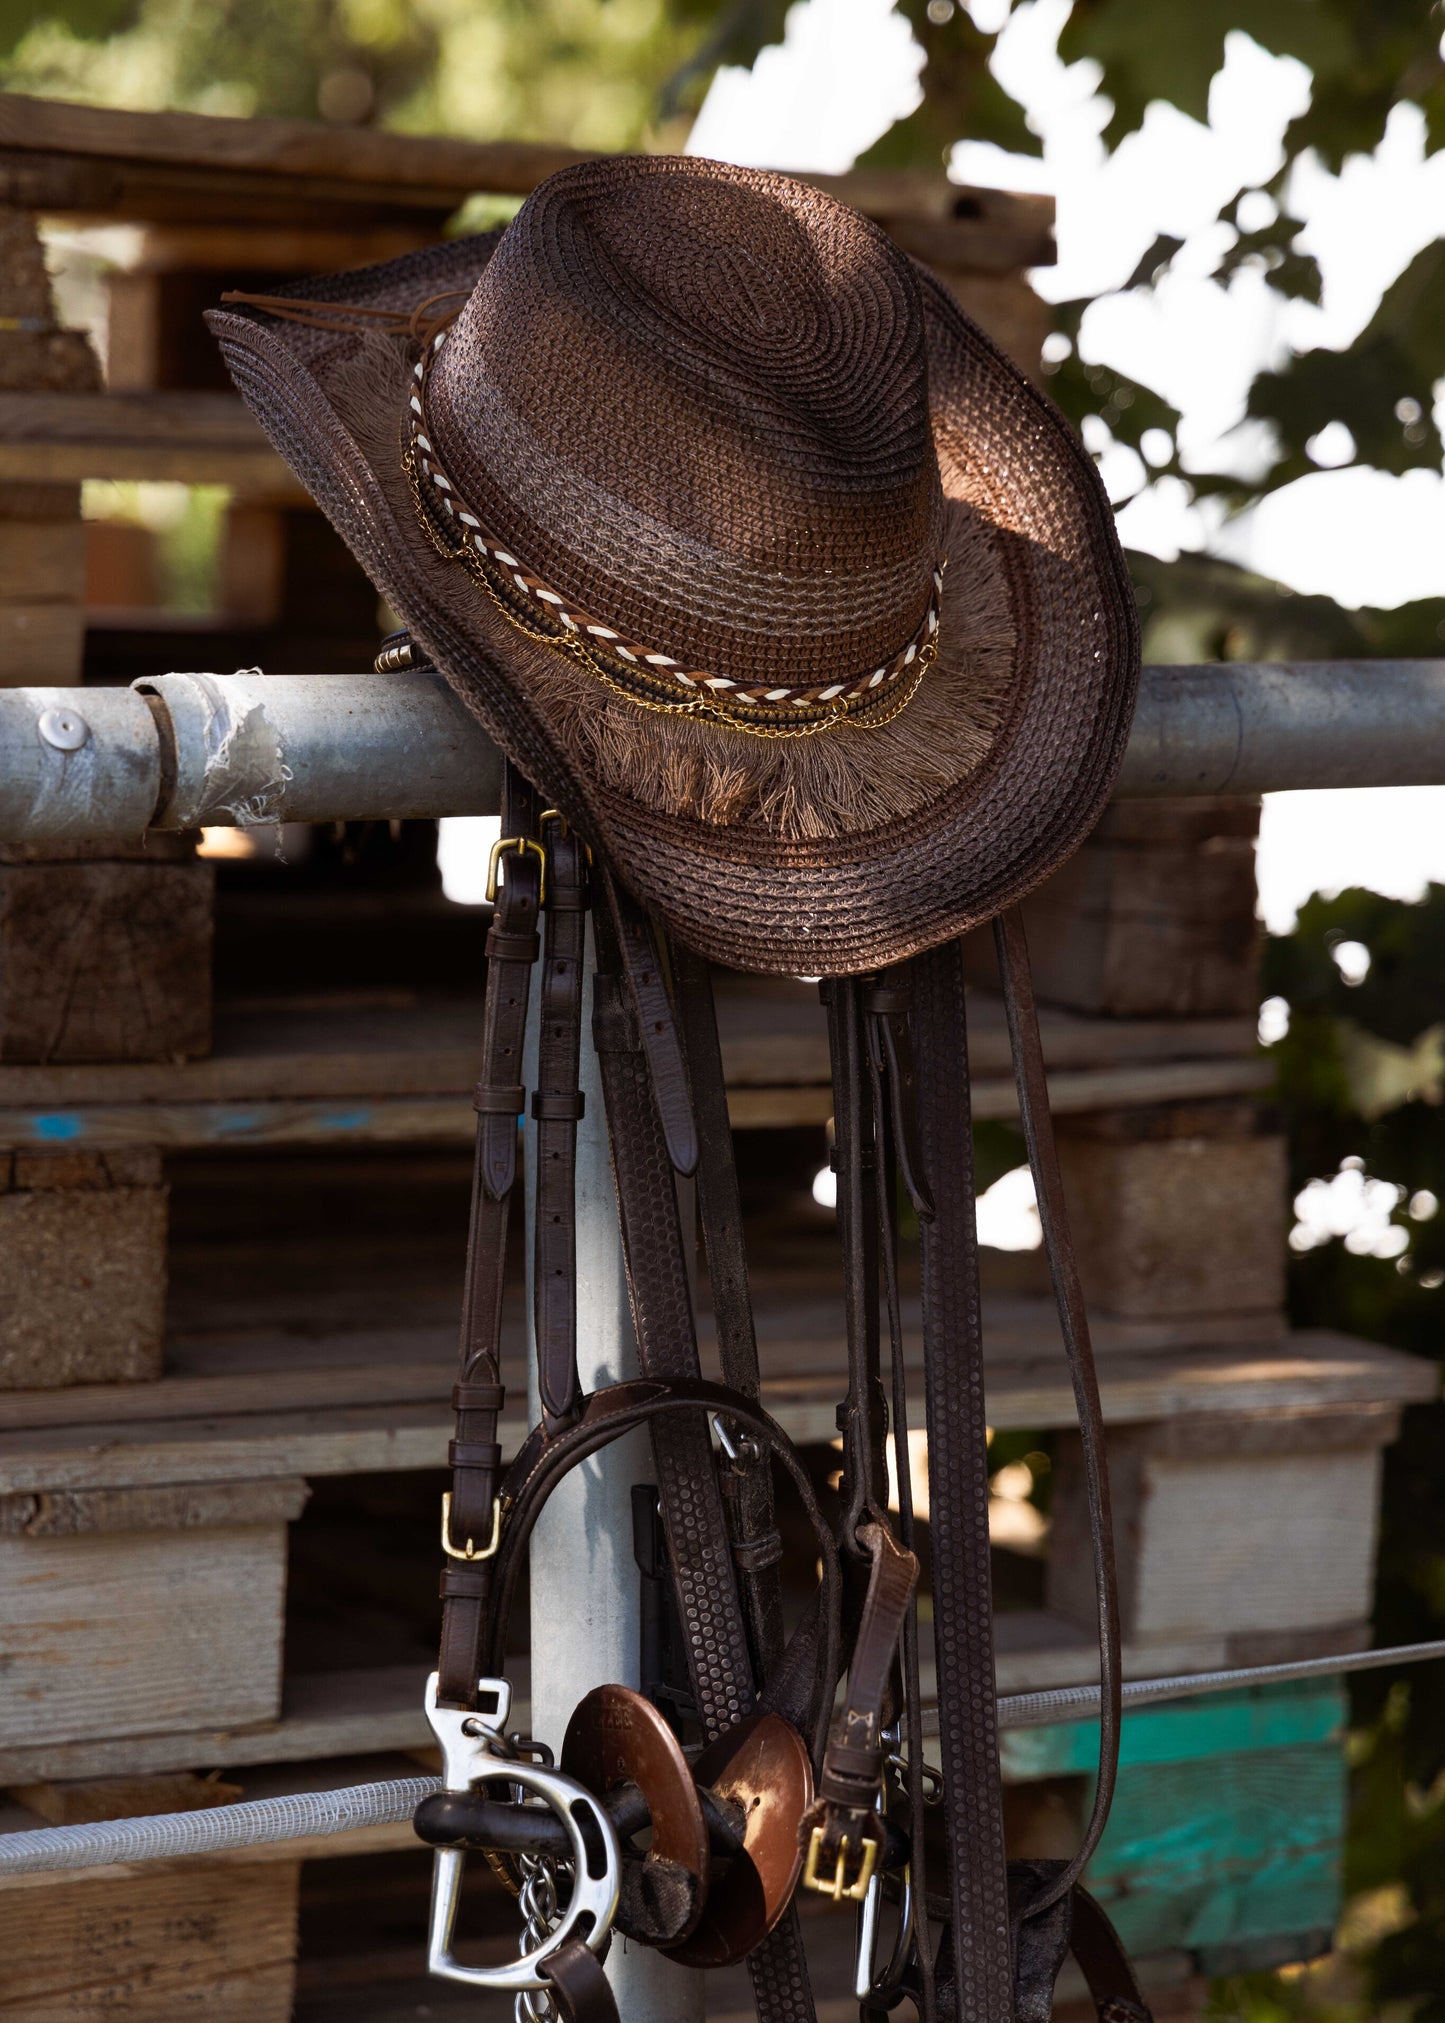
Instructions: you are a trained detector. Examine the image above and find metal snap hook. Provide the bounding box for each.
[422,1673,620,1991]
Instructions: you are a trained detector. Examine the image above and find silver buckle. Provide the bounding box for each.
[423,1673,620,1991]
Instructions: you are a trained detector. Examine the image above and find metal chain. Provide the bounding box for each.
[514,1854,564,2023]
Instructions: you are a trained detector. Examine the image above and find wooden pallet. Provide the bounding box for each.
[0,979,1268,1149]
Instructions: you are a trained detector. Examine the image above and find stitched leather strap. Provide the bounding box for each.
[671,941,788,1682]
[825,979,889,1553]
[590,928,757,1738]
[591,904,818,2023]
[1070,1881,1153,2020]
[605,873,698,1177]
[435,765,539,1710]
[480,1378,841,1744]
[995,907,1122,1913]
[865,979,936,2019]
[910,936,1015,2022]
[801,1518,917,1873]
[533,824,589,1432]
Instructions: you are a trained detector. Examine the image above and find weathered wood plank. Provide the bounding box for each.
[0,390,292,487]
[0,1093,477,1151]
[0,1332,1429,1492]
[11,1771,241,1825]
[0,1157,167,1388]
[0,1858,298,2017]
[0,858,213,1063]
[0,985,1258,1104]
[1000,1682,1344,1782]
[1091,1745,1344,1964]
[1050,1437,1386,1645]
[0,519,86,602]
[0,93,1054,268]
[0,1519,287,1743]
[0,1057,1272,1151]
[0,1665,435,1783]
[0,1475,308,1534]
[1058,1126,1288,1324]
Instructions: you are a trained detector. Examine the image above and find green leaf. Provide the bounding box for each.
[1041,302,1184,482]
[1058,0,1354,146]
[1243,241,1445,489]
[1212,212,1323,304]
[857,2,1038,172]
[1123,232,1184,290]
[1,0,139,61]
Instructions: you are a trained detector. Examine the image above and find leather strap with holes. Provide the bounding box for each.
[533,821,589,1433]
[671,940,787,1680]
[591,892,819,2023]
[435,765,539,1711]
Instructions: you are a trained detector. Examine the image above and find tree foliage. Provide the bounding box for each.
[1,0,791,146]
[1051,0,1445,499]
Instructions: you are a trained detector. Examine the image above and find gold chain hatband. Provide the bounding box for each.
[403,334,941,738]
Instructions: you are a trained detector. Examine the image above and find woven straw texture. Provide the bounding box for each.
[209,156,1138,976]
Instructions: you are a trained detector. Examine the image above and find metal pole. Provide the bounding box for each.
[5,663,1445,844]
[1115,658,1445,795]
[523,924,705,2022]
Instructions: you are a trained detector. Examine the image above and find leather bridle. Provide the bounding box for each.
[419,755,1144,2023]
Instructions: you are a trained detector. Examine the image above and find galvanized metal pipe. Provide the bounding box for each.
[3,1640,1441,1879]
[1116,659,1445,796]
[2,662,1445,844]
[522,932,705,2022]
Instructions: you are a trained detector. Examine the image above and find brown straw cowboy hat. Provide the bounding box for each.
[209,154,1137,976]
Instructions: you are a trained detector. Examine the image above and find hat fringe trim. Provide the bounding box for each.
[333,331,1015,844]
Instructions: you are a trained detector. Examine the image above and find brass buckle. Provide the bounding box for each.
[802,1823,878,1904]
[440,1491,503,1562]
[486,835,546,906]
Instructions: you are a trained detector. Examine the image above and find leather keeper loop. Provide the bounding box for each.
[451,1382,505,1413]
[473,1083,525,1116]
[824,1742,885,1784]
[439,1565,491,1601]
[448,1439,502,1471]
[486,927,541,964]
[863,982,912,1016]
[732,1527,783,1572]
[531,1089,586,1122]
[546,887,588,911]
[591,979,639,1055]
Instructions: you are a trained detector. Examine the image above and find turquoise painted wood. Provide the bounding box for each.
[1089,1744,1345,1958]
[1003,1683,1348,1968]
[999,1681,1344,1783]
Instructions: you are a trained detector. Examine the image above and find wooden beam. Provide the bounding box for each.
[0,391,291,488]
[0,91,1053,269]
[0,1331,1429,1495]
[0,1057,1271,1151]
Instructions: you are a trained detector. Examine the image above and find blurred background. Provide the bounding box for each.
[5,4,1444,2016]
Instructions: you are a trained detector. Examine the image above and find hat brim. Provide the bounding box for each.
[210,231,1137,976]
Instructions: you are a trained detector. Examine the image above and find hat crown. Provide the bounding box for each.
[426,156,943,690]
